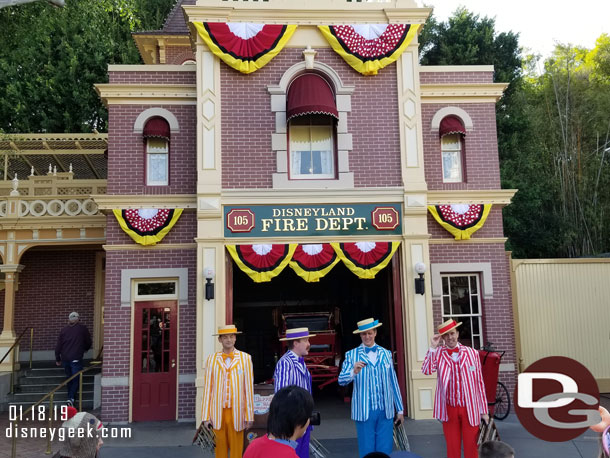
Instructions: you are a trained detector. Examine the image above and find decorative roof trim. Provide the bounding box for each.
[421,83,508,103]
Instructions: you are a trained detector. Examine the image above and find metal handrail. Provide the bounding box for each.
[10,360,102,457]
[0,327,34,394]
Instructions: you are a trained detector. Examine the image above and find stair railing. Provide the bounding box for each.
[10,359,102,458]
[0,327,34,394]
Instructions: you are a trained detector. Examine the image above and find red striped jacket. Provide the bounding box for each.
[422,343,488,426]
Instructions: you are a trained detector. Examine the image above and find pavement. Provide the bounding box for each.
[1,393,608,457]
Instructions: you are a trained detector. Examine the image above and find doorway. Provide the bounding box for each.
[132,300,177,421]
[229,248,407,402]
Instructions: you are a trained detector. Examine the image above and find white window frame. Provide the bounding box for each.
[288,117,335,180]
[146,138,169,186]
[441,133,463,183]
[268,61,355,189]
[441,274,483,349]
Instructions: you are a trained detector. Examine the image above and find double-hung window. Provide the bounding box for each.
[441,274,483,349]
[441,134,463,182]
[146,138,169,186]
[286,73,338,180]
[289,115,335,179]
[439,116,467,183]
[143,117,170,186]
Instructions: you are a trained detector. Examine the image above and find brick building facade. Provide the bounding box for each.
[0,0,517,425]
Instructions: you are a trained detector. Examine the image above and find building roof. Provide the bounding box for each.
[0,133,108,180]
[133,0,195,36]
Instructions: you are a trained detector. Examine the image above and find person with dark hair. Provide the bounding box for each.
[274,327,315,458]
[55,311,92,406]
[478,440,515,458]
[244,385,314,458]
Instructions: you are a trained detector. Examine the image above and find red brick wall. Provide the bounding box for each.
[109,71,195,84]
[419,70,494,85]
[101,248,197,422]
[428,206,506,240]
[221,48,402,189]
[0,249,97,352]
[165,46,195,65]
[107,104,196,195]
[429,244,516,394]
[422,102,501,190]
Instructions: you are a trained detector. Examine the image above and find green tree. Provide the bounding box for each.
[0,0,175,133]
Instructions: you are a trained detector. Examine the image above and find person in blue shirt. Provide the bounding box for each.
[339,318,404,458]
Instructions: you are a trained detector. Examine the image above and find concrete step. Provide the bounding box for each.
[11,391,94,403]
[16,382,94,393]
[24,367,101,377]
[18,374,96,385]
[20,359,98,369]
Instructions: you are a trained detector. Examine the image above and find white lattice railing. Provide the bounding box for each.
[0,173,106,218]
[0,173,106,197]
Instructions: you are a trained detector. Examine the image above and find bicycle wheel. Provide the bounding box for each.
[493,381,510,420]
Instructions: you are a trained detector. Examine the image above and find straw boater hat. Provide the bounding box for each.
[279,327,316,341]
[212,325,242,336]
[353,318,383,334]
[437,319,462,335]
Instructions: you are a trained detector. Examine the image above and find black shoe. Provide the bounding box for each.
[67,399,73,407]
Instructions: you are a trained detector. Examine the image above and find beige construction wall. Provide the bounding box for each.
[511,258,610,391]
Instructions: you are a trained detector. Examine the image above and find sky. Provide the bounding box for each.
[420,0,610,58]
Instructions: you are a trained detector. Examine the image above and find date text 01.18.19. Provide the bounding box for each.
[9,405,68,422]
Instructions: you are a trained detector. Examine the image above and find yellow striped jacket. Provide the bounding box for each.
[201,349,254,431]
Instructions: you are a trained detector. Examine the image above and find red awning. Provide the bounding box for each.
[439,116,466,137]
[143,117,170,140]
[287,74,338,122]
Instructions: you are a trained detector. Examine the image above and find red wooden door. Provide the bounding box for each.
[133,300,177,421]
[389,254,408,408]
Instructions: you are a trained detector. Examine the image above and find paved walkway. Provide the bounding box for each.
[2,394,608,457]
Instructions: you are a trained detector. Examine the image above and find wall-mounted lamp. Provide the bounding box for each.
[414,262,426,295]
[204,267,215,301]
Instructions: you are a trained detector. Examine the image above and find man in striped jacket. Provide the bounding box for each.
[201,325,254,458]
[422,319,489,458]
[274,327,315,458]
[339,318,404,458]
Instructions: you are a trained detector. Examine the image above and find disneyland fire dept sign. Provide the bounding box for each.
[224,204,402,237]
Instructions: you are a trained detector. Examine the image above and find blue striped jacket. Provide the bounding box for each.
[339,344,404,421]
[273,350,312,393]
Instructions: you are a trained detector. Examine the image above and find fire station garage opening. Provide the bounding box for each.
[231,257,402,385]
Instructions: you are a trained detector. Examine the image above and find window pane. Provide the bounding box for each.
[310,125,332,151]
[148,153,168,184]
[470,276,478,294]
[471,295,479,314]
[289,118,334,178]
[147,138,168,153]
[138,282,176,296]
[442,276,449,295]
[442,151,462,181]
[289,126,310,152]
[441,134,461,151]
[443,296,451,315]
[450,276,469,312]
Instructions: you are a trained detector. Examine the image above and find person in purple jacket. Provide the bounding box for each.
[55,311,92,406]
[274,327,315,458]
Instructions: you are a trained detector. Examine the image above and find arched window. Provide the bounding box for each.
[143,117,170,186]
[439,116,467,183]
[286,74,338,180]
